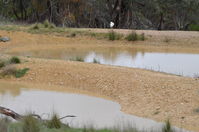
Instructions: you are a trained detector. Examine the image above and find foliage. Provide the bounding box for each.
[108,31,122,41]
[22,116,40,132]
[15,68,29,78]
[46,114,62,129]
[125,31,138,41]
[10,56,21,64]
[0,60,5,68]
[189,24,199,31]
[93,58,100,64]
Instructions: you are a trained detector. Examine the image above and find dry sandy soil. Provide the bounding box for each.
[0,29,199,131]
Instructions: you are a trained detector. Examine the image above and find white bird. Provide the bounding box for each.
[110,21,114,28]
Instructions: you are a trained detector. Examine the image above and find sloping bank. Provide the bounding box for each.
[4,57,199,132]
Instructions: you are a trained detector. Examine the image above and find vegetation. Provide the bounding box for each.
[22,116,40,132]
[0,0,198,30]
[47,114,62,129]
[93,59,100,64]
[0,117,177,132]
[189,24,199,31]
[10,56,21,64]
[108,31,123,41]
[162,120,174,132]
[70,57,84,62]
[125,31,145,41]
[0,57,29,78]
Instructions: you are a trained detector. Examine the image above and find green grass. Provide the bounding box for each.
[22,116,40,132]
[46,114,62,129]
[0,117,178,132]
[162,120,174,132]
[125,31,146,41]
[9,56,21,64]
[108,31,123,41]
[15,68,29,78]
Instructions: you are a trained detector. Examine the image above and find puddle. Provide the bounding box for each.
[0,81,188,132]
[8,47,199,77]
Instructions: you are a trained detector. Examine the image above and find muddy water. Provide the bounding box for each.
[8,47,199,77]
[0,81,188,132]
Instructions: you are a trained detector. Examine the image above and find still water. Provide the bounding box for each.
[10,47,199,77]
[0,82,188,132]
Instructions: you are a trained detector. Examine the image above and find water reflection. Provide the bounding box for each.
[8,47,199,77]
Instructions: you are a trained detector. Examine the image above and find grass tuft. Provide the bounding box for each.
[125,31,138,41]
[108,31,123,41]
[162,120,174,132]
[22,116,40,132]
[10,56,21,64]
[0,60,5,68]
[47,114,62,129]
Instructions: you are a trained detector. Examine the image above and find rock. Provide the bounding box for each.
[0,37,10,42]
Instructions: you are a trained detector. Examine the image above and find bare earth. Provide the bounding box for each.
[0,29,199,131]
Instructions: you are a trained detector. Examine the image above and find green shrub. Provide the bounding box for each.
[0,60,5,68]
[47,114,62,129]
[162,120,174,132]
[10,56,21,64]
[22,116,40,132]
[15,68,29,78]
[189,24,199,31]
[108,31,122,41]
[125,31,138,41]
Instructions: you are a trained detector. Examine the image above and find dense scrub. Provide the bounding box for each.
[0,0,198,30]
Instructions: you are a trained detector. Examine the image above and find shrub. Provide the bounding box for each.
[0,65,17,77]
[162,120,174,132]
[189,24,199,31]
[0,60,5,68]
[164,37,171,43]
[108,31,122,41]
[47,114,61,129]
[125,31,138,41]
[15,68,29,78]
[10,56,21,64]
[22,116,40,132]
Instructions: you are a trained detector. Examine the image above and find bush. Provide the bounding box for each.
[43,20,56,29]
[189,24,199,31]
[10,56,21,64]
[0,60,5,68]
[108,31,122,41]
[47,114,62,129]
[0,65,17,77]
[15,68,29,78]
[125,31,138,41]
[22,116,40,132]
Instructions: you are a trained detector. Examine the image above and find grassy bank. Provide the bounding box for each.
[0,116,175,132]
